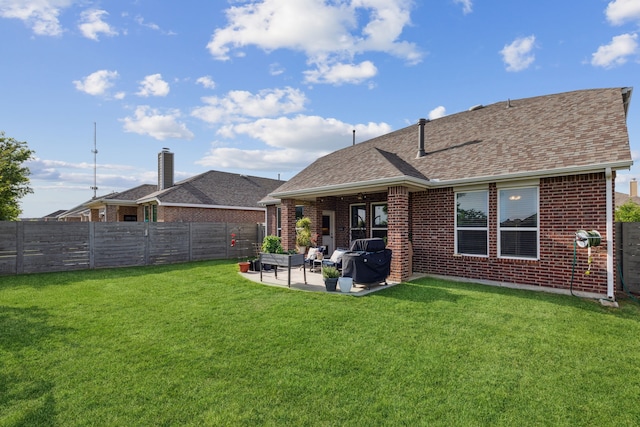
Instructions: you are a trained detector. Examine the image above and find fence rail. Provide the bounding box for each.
[617,222,640,294]
[0,221,263,275]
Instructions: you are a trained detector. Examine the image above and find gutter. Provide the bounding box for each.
[148,201,266,211]
[605,167,614,300]
[271,160,632,199]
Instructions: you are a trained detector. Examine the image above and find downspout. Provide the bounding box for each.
[605,167,614,300]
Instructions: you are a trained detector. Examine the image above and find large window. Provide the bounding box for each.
[498,187,538,259]
[350,204,367,241]
[371,203,388,240]
[455,191,488,256]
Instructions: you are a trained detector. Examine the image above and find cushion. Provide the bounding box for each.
[305,247,318,260]
[329,249,346,263]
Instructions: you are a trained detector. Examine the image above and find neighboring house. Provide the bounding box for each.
[266,88,634,300]
[58,149,284,224]
[136,170,283,223]
[615,179,640,207]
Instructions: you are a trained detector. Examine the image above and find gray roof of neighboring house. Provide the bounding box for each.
[271,88,633,199]
[138,170,284,208]
[615,192,640,207]
[103,184,157,201]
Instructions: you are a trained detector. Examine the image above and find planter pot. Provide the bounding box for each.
[338,277,353,293]
[259,253,305,267]
[324,277,338,292]
[238,262,250,273]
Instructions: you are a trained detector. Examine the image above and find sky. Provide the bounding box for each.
[1,0,639,218]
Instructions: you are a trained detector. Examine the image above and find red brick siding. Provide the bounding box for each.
[160,206,266,223]
[388,186,410,282]
[411,173,614,296]
[280,199,297,250]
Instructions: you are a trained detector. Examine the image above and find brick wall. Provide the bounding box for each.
[388,186,410,282]
[159,206,266,223]
[411,173,613,296]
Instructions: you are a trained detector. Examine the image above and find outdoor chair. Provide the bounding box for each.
[321,248,348,271]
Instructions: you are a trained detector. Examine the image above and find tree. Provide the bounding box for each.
[0,131,35,221]
[615,200,640,222]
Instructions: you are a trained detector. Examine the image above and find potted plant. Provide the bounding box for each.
[238,260,250,273]
[259,235,305,268]
[295,217,312,254]
[322,266,340,292]
[262,235,284,254]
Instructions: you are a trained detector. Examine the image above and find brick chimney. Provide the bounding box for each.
[631,178,638,198]
[158,148,174,190]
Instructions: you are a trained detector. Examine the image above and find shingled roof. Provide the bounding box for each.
[138,170,284,208]
[271,88,633,200]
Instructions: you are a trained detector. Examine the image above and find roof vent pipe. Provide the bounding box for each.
[417,118,428,158]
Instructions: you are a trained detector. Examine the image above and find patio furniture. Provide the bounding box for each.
[302,246,326,272]
[341,238,392,289]
[321,248,348,270]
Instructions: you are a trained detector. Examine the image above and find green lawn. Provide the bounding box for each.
[1,260,640,426]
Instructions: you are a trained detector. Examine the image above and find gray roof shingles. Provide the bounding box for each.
[146,170,284,208]
[273,88,632,196]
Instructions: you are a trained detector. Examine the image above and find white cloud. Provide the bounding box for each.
[196,146,313,171]
[454,0,473,14]
[428,106,446,120]
[196,76,216,89]
[135,15,176,35]
[78,9,117,40]
[218,115,391,150]
[500,35,536,72]
[197,115,391,171]
[136,74,170,97]
[269,63,285,76]
[304,60,377,85]
[206,0,421,84]
[606,0,640,26]
[591,33,638,68]
[192,87,307,124]
[121,106,194,140]
[73,69,119,96]
[0,0,72,36]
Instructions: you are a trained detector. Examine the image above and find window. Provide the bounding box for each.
[350,204,367,241]
[295,206,304,220]
[144,205,157,222]
[498,187,538,259]
[371,203,388,240]
[455,191,488,256]
[276,207,282,237]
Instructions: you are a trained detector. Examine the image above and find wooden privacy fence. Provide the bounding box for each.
[0,221,264,275]
[616,222,640,294]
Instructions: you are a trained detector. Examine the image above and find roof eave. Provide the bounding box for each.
[427,161,633,188]
[270,175,431,200]
[270,161,633,200]
[155,202,265,211]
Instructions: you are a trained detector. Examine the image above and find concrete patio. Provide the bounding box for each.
[239,264,400,296]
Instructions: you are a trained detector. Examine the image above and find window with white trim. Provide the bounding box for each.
[350,204,367,241]
[498,187,538,259]
[455,191,488,256]
[276,207,282,237]
[371,203,388,240]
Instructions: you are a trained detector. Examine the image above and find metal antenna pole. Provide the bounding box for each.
[91,122,98,198]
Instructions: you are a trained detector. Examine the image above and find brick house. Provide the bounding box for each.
[265,88,633,300]
[58,149,284,224]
